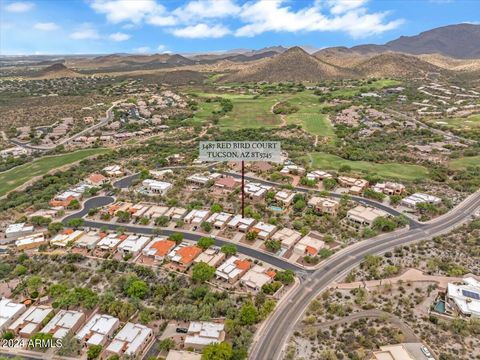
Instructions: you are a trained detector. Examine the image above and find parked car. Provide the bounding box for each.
[176,327,188,333]
[421,346,432,358]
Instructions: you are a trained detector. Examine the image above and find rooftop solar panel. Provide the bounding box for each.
[462,290,480,300]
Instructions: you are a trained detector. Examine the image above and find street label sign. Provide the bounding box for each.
[199,141,282,162]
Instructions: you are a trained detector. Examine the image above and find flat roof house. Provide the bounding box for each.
[184,322,225,350]
[118,235,150,257]
[280,164,305,175]
[105,322,153,358]
[9,305,53,338]
[274,190,295,206]
[5,223,34,239]
[244,182,272,201]
[271,228,302,250]
[76,314,120,347]
[294,232,325,257]
[41,310,85,339]
[215,256,251,284]
[184,209,211,226]
[186,173,222,186]
[370,344,416,360]
[227,215,256,233]
[346,205,388,229]
[103,165,124,177]
[144,205,169,219]
[194,248,226,267]
[74,232,102,250]
[165,207,188,221]
[251,222,277,240]
[372,182,406,196]
[0,299,26,332]
[206,212,233,229]
[401,193,441,209]
[142,237,176,262]
[95,233,126,254]
[168,243,202,270]
[308,197,340,217]
[15,233,47,250]
[142,179,173,196]
[240,265,274,291]
[446,277,480,317]
[338,176,369,195]
[50,229,85,247]
[306,170,333,181]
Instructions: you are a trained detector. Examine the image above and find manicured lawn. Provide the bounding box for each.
[286,92,336,139]
[220,97,281,129]
[190,101,222,124]
[308,152,430,181]
[0,148,111,196]
[448,156,480,170]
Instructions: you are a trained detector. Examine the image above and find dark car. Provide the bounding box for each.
[176,327,188,333]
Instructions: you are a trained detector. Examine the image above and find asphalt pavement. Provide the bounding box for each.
[249,190,480,360]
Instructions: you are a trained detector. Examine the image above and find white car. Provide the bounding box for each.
[421,346,432,358]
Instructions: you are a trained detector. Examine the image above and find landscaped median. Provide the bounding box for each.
[0,148,111,197]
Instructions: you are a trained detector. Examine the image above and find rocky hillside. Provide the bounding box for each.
[221,46,353,82]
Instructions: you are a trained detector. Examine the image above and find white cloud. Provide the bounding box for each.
[109,32,131,41]
[70,27,100,40]
[172,23,231,38]
[157,44,166,51]
[33,22,60,31]
[235,0,403,38]
[173,0,240,21]
[134,46,151,53]
[5,1,34,12]
[326,0,368,15]
[90,0,165,23]
[147,15,177,26]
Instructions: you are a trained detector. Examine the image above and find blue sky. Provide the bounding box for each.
[1,0,479,55]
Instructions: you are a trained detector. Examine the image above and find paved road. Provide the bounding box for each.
[249,190,480,360]
[113,167,420,229]
[63,197,303,272]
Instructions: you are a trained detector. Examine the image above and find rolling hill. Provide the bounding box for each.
[221,46,353,83]
[34,63,81,79]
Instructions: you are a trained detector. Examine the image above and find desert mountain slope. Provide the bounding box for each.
[221,46,353,82]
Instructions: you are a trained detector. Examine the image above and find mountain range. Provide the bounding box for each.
[5,23,479,81]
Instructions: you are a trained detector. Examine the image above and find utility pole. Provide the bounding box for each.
[241,160,245,218]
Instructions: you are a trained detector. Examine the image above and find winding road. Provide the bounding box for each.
[66,168,480,360]
[249,190,480,360]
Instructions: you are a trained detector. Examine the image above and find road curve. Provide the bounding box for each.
[63,196,303,272]
[249,190,480,360]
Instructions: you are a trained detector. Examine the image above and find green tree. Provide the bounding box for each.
[66,218,84,229]
[246,231,257,241]
[127,280,149,299]
[87,344,103,360]
[116,210,131,223]
[323,178,337,191]
[238,302,258,325]
[155,216,169,227]
[192,262,216,283]
[202,342,233,360]
[170,232,184,244]
[210,203,223,213]
[48,222,64,234]
[158,338,175,352]
[264,239,281,252]
[221,244,237,256]
[30,216,52,227]
[197,237,214,250]
[67,199,80,210]
[201,221,212,233]
[274,270,295,285]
